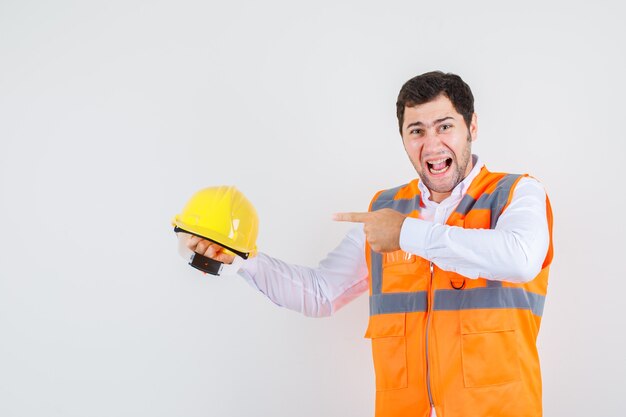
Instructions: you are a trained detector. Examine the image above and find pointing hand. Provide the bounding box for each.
[333,208,406,253]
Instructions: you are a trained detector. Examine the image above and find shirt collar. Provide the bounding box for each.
[417,154,484,205]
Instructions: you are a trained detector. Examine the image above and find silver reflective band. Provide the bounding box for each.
[370,184,422,295]
[372,197,422,215]
[371,183,422,215]
[370,291,428,315]
[434,287,545,316]
[453,174,521,228]
[369,287,545,317]
[371,252,383,295]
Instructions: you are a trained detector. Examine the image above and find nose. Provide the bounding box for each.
[421,129,444,157]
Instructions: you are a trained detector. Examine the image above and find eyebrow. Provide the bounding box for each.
[405,116,455,130]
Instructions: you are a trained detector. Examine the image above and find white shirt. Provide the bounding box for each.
[235,155,550,318]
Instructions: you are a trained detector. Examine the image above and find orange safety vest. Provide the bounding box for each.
[364,167,554,417]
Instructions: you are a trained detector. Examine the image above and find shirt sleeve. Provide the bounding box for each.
[236,226,369,317]
[399,177,550,282]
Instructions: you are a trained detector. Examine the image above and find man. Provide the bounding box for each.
[184,71,553,417]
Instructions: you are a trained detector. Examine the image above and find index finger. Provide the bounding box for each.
[332,212,371,223]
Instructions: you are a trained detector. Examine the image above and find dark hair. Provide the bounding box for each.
[396,71,474,134]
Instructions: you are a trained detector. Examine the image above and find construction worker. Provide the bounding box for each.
[180,71,553,417]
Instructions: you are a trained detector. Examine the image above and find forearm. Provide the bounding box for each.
[237,228,368,317]
[401,178,549,282]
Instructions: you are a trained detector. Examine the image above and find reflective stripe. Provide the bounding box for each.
[369,185,422,295]
[371,184,421,215]
[369,287,545,317]
[372,184,407,207]
[486,280,503,288]
[371,252,383,295]
[453,193,476,216]
[526,291,546,317]
[370,291,428,315]
[434,287,545,316]
[454,174,521,228]
[372,197,422,215]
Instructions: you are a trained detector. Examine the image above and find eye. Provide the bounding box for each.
[439,124,453,132]
[409,128,423,135]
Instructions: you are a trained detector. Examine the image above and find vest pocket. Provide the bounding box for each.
[364,313,408,391]
[460,309,520,387]
[382,251,427,293]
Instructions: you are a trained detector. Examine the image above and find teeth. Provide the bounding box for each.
[430,165,449,174]
[427,158,448,165]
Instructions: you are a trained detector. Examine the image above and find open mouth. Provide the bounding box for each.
[426,157,453,175]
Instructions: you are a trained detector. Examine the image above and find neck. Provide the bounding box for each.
[429,191,451,203]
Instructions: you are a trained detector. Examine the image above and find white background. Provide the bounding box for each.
[1,1,624,416]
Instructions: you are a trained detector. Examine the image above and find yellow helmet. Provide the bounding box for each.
[172,186,259,275]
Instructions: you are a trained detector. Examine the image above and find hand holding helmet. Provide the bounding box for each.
[186,235,235,265]
[172,186,259,275]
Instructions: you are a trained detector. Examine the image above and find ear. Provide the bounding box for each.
[469,113,478,142]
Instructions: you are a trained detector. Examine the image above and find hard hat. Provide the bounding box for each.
[172,186,259,275]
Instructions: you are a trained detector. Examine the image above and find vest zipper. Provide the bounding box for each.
[425,261,435,409]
